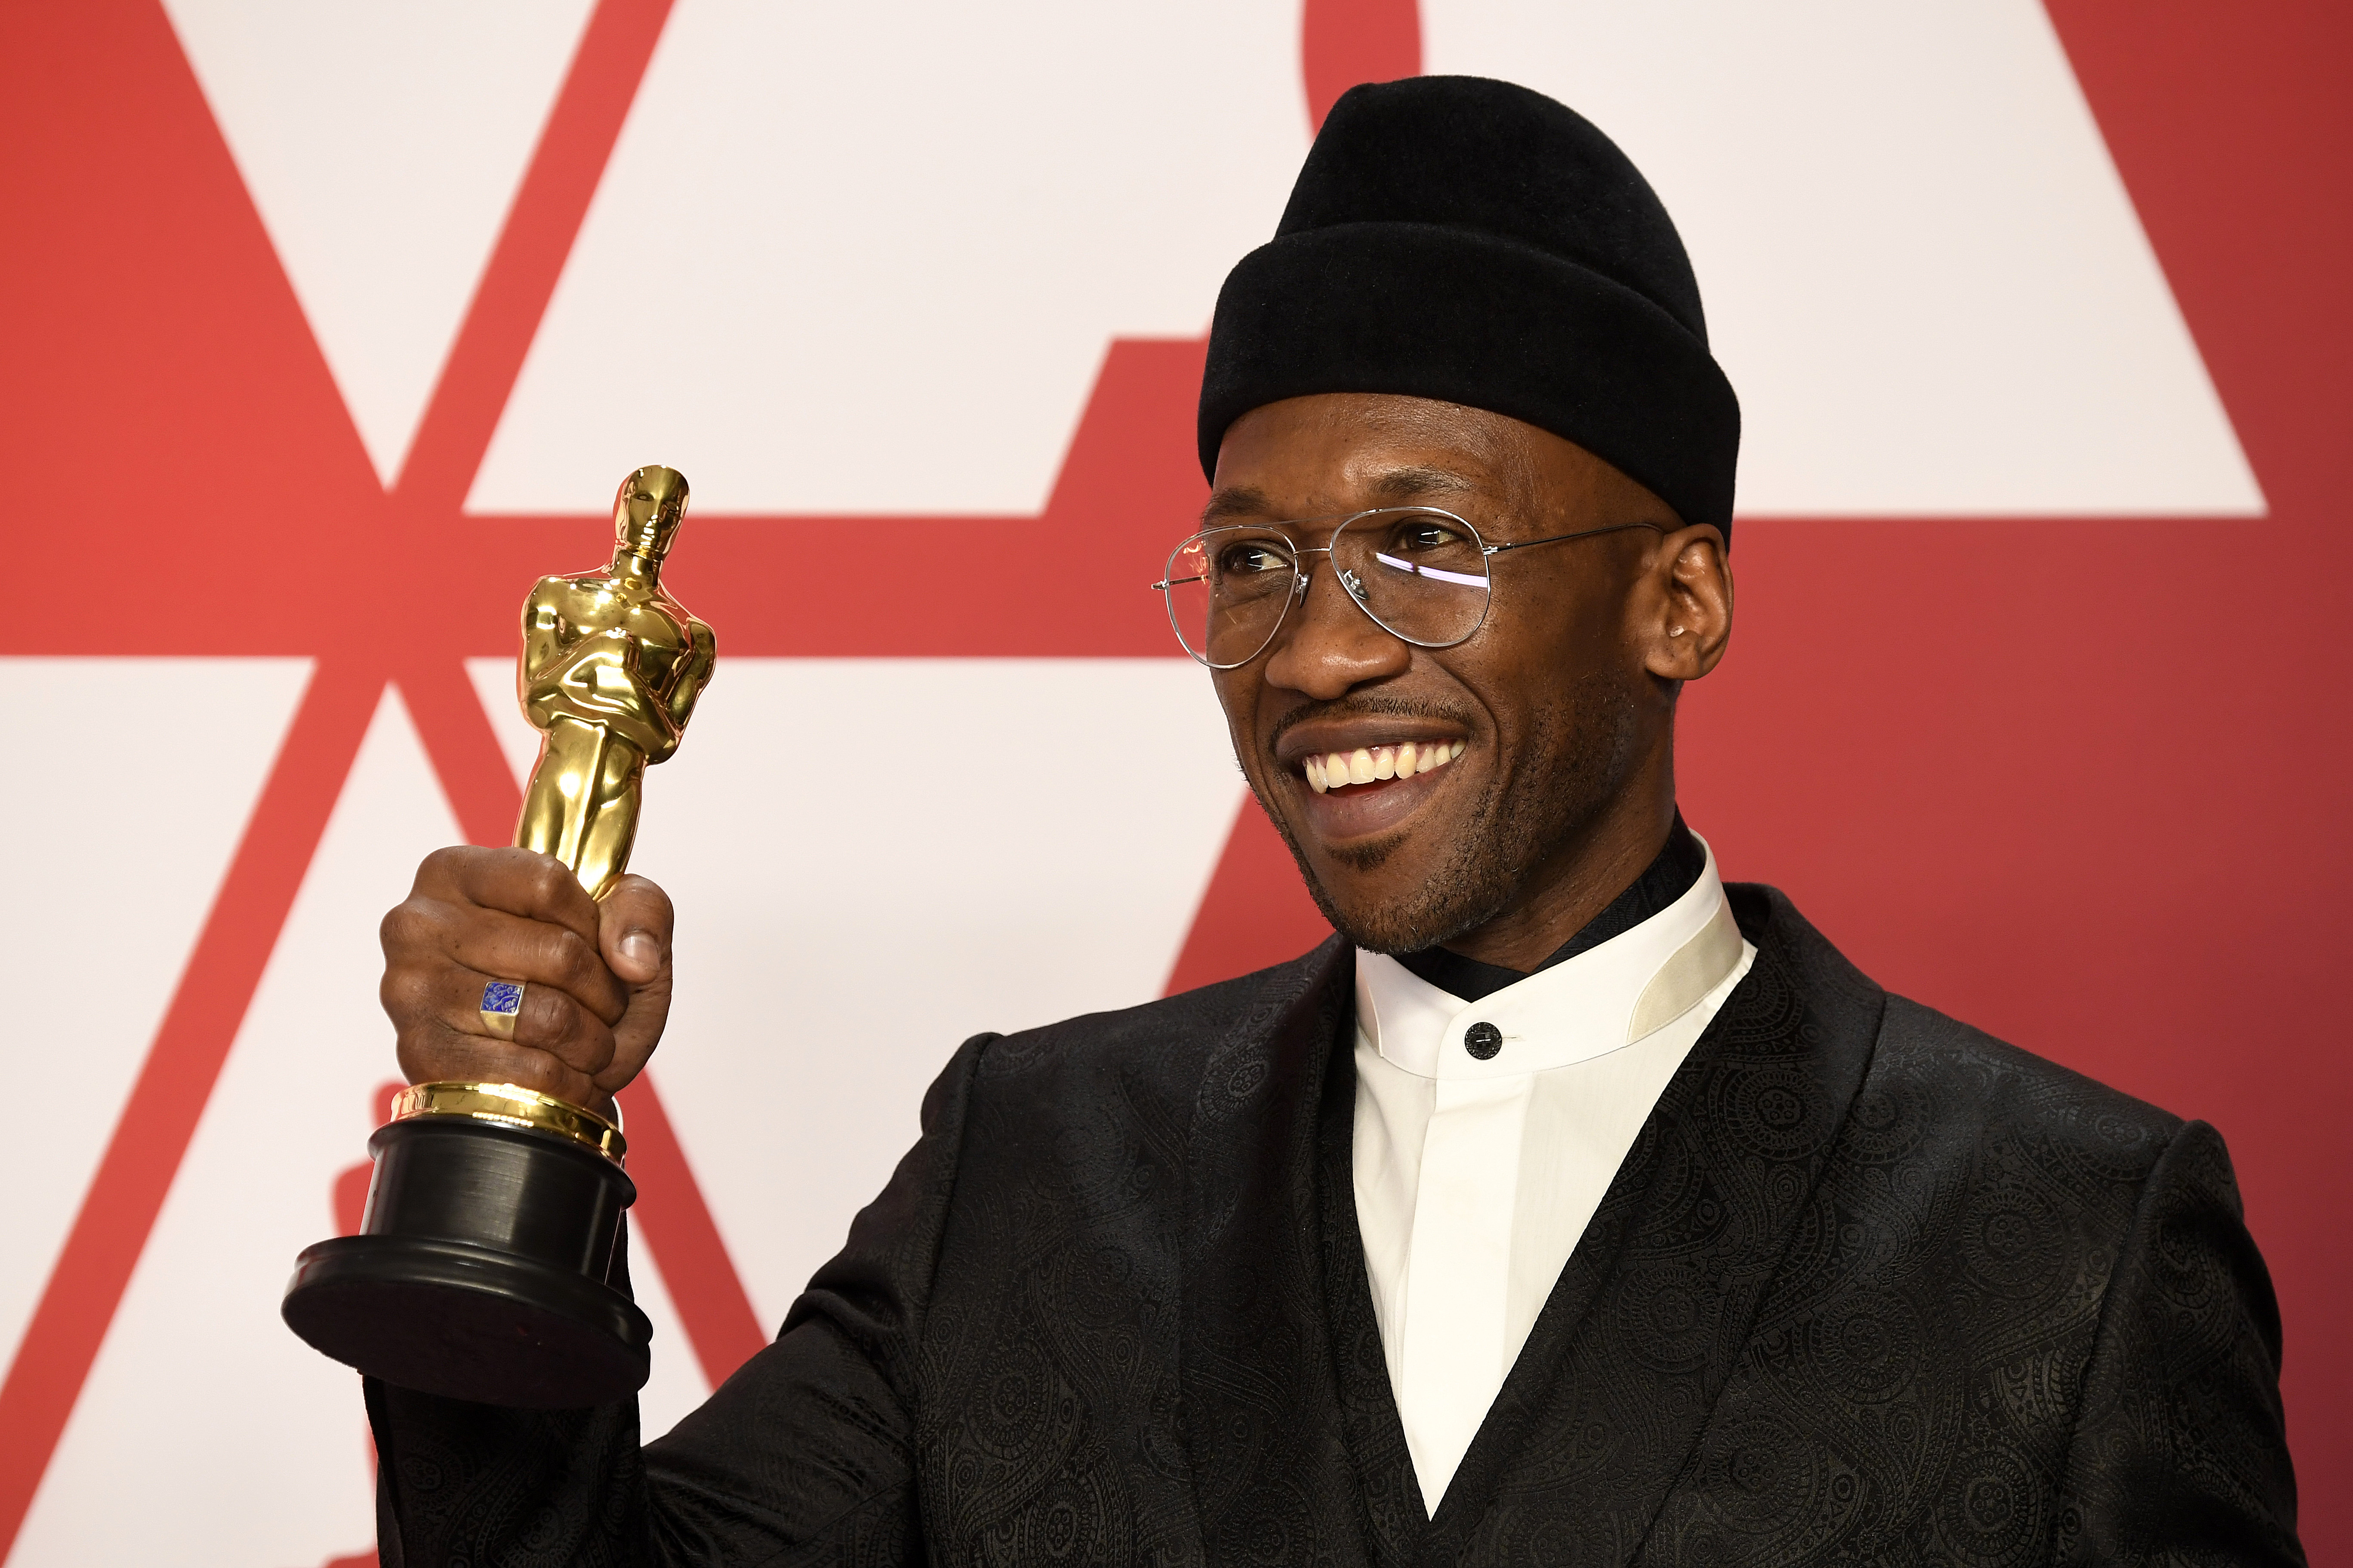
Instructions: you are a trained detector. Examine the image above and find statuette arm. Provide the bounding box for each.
[665,618,718,733]
[522,619,683,762]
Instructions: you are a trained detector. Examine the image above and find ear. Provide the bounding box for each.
[1635,525,1732,683]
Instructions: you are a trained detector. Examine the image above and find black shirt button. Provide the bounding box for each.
[1463,1022,1503,1060]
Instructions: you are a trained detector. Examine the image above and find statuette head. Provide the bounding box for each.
[613,466,689,561]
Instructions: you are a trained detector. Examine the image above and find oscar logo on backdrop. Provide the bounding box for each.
[282,466,716,1408]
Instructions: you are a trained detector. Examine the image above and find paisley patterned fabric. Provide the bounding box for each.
[369,887,2301,1566]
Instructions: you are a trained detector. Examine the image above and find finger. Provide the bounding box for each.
[394,1020,602,1109]
[598,875,674,985]
[466,962,620,1080]
[381,885,628,1027]
[420,845,604,951]
[442,904,630,1025]
[381,952,619,1082]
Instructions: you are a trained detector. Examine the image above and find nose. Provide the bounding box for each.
[1261,554,1410,701]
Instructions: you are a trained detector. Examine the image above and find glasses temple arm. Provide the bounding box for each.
[1483,521,1668,556]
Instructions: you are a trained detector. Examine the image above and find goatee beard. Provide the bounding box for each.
[1257,674,1639,956]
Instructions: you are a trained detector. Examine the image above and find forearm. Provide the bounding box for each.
[367,1328,921,1568]
[370,1380,656,1567]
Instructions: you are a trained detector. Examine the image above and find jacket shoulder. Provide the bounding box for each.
[969,936,1348,1090]
[1868,990,2185,1186]
[1730,880,2184,1178]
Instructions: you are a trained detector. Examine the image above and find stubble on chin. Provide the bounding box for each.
[1260,672,1639,956]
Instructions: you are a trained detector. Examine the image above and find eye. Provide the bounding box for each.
[1386,513,1471,553]
[1215,538,1294,576]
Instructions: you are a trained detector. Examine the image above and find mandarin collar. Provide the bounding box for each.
[1353,837,1744,1082]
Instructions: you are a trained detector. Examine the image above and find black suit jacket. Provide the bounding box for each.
[370,886,2301,1565]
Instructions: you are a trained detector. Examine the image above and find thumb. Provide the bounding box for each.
[598,874,675,986]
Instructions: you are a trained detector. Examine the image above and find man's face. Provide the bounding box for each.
[1207,393,1717,956]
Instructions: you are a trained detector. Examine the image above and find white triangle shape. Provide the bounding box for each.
[0,658,311,1381]
[1424,0,2264,515]
[160,0,596,489]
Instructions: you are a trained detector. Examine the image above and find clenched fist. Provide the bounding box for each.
[379,846,675,1110]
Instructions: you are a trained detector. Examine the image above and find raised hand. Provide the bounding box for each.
[379,845,674,1111]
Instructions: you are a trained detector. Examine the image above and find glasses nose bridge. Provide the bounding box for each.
[1265,541,1387,658]
[1280,541,1361,612]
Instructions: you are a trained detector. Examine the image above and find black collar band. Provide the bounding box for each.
[1392,814,1706,1003]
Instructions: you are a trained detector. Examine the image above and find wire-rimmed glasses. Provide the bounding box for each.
[1151,507,1663,670]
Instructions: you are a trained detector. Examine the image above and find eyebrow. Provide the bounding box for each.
[1364,465,1478,503]
[1199,486,1274,527]
[1197,465,1481,527]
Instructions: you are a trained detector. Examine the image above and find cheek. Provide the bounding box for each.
[1481,581,1624,681]
[1210,674,1260,758]
[1449,613,1617,756]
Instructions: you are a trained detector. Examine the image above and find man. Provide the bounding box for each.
[368,78,2301,1564]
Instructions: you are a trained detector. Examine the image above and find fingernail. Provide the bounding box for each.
[620,932,659,970]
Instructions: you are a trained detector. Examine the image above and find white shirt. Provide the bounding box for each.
[1350,839,1754,1508]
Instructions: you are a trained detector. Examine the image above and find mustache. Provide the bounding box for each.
[1266,694,1478,750]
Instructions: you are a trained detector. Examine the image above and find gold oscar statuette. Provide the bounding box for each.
[283,467,716,1408]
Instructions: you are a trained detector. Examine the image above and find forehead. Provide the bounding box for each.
[1206,393,1560,523]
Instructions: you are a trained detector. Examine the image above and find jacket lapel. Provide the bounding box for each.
[1180,938,1374,1568]
[1423,887,1886,1567]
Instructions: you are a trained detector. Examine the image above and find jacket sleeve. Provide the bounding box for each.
[2056,1119,2304,1566]
[369,1033,989,1568]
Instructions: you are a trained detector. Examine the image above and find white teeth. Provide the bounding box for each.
[1304,740,1463,790]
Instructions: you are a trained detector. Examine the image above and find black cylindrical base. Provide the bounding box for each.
[282,1114,650,1408]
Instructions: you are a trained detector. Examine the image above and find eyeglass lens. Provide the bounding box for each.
[1160,509,1494,668]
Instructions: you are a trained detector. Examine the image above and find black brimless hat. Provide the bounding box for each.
[1199,76,1740,537]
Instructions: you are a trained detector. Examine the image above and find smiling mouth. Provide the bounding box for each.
[1301,740,1464,794]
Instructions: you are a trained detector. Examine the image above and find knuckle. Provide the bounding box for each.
[625,875,676,925]
[522,984,583,1043]
[379,966,432,1024]
[516,988,616,1079]
[540,925,602,987]
[416,845,477,895]
[379,901,433,955]
[525,857,576,910]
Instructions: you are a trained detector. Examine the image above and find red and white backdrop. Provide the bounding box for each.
[2,0,2345,1561]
